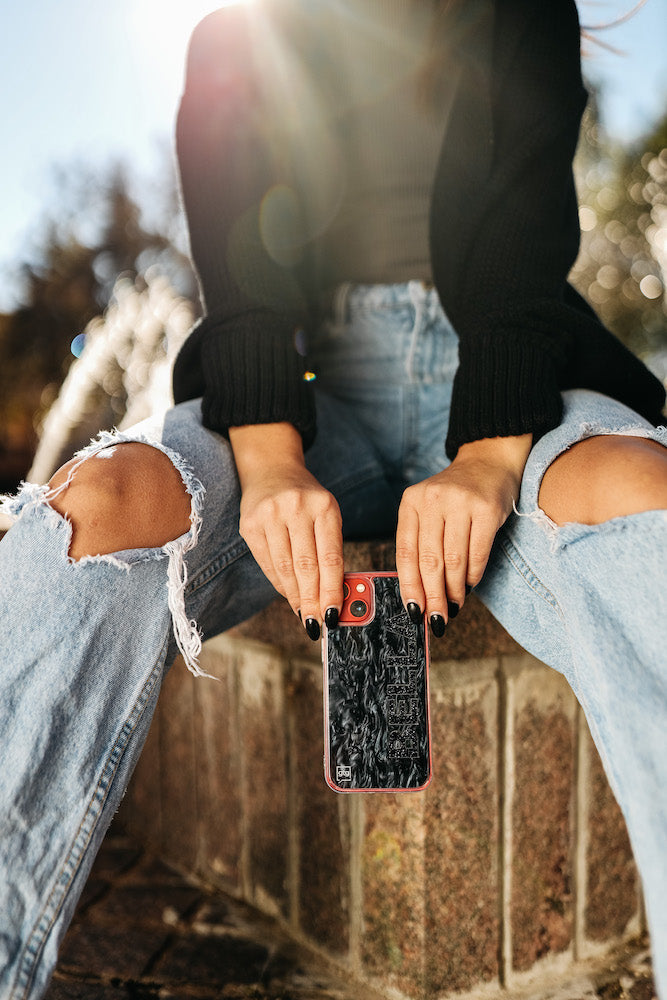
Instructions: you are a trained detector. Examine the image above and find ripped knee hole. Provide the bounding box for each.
[538,434,667,527]
[48,442,192,560]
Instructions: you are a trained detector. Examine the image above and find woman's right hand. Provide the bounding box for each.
[229,422,344,639]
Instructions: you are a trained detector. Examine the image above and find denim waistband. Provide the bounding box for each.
[311,281,459,388]
[330,280,440,325]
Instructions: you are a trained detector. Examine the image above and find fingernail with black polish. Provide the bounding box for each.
[447,600,460,620]
[430,614,446,638]
[305,617,321,641]
[324,607,339,629]
[407,602,422,625]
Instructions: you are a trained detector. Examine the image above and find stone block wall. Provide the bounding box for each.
[118,543,642,1000]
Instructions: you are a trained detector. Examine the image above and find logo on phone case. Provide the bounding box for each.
[387,725,420,760]
[336,765,352,782]
[387,683,420,723]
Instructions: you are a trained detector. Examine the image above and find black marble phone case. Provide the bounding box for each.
[323,573,431,792]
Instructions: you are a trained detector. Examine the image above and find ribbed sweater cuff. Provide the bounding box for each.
[445,333,563,459]
[200,314,317,449]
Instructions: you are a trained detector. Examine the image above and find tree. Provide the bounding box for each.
[0,161,197,490]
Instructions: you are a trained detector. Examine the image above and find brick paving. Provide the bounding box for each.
[46,826,362,1000]
[46,825,657,1000]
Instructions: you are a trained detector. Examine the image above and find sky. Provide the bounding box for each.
[1,0,666,313]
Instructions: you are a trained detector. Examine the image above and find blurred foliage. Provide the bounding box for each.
[571,91,667,368]
[28,272,197,484]
[0,162,198,489]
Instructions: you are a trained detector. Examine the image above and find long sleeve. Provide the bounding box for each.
[431,0,665,457]
[172,5,317,446]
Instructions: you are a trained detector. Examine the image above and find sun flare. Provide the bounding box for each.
[130,0,254,78]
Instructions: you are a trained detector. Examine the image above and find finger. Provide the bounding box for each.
[240,522,305,623]
[416,511,447,624]
[466,514,499,589]
[313,505,344,625]
[396,497,425,621]
[238,503,289,603]
[442,514,472,615]
[286,521,322,639]
[261,523,302,614]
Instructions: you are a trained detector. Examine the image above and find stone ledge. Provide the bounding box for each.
[120,662,641,994]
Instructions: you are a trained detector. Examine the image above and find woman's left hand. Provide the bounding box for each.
[395,434,532,632]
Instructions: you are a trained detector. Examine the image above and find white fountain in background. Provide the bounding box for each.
[28,269,197,485]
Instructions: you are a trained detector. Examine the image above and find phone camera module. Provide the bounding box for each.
[350,599,368,618]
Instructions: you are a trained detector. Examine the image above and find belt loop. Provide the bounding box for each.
[332,282,352,327]
[406,280,425,383]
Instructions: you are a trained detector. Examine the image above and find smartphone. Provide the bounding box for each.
[323,572,432,792]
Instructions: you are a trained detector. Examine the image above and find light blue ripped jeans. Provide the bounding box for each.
[0,281,666,999]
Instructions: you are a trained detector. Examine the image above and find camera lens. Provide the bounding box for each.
[350,599,367,618]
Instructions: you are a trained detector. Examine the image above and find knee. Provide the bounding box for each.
[539,434,667,526]
[48,443,192,560]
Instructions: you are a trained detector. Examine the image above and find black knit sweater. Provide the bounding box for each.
[173,0,665,459]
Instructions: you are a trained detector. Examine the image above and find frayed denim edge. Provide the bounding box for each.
[0,429,214,681]
[514,421,667,554]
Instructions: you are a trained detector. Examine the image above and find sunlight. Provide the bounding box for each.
[131,0,254,48]
[129,0,256,100]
